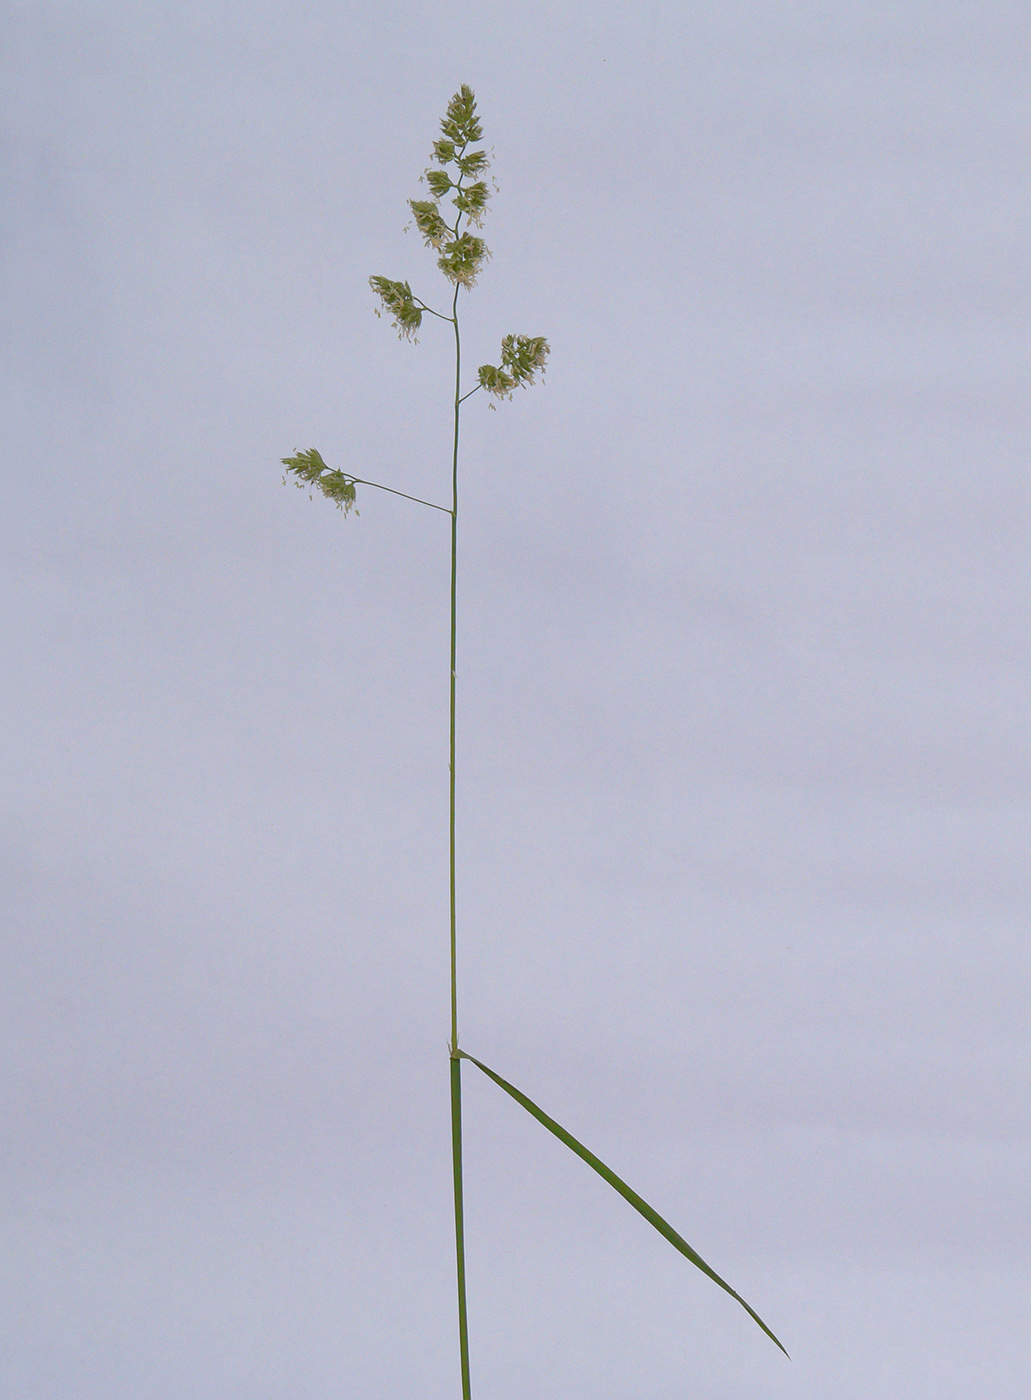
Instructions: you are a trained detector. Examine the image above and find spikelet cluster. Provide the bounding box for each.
[370,84,492,334]
[370,86,549,405]
[281,448,359,515]
[477,334,550,401]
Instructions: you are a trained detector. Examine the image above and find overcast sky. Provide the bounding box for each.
[3,2,1029,1397]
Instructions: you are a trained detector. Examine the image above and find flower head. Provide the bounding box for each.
[437,84,483,147]
[369,276,424,339]
[281,448,359,516]
[477,334,550,400]
[408,200,450,251]
[423,88,493,243]
[437,232,490,288]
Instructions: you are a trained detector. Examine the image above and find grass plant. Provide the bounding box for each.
[279,84,787,1395]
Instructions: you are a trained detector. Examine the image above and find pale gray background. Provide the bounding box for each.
[3,2,1029,1396]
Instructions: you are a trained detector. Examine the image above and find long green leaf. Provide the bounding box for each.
[458,1050,789,1357]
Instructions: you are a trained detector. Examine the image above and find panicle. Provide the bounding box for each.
[368,86,512,325]
[424,87,492,239]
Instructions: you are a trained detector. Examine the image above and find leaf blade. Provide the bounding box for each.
[458,1050,788,1357]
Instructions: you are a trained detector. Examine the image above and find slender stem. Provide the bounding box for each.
[449,272,461,1057]
[447,197,472,1395]
[415,300,454,323]
[450,1056,472,1400]
[351,477,452,515]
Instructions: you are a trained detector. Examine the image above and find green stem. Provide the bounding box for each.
[415,300,454,323]
[450,1055,472,1400]
[351,477,452,514]
[450,272,460,1059]
[448,256,471,1398]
